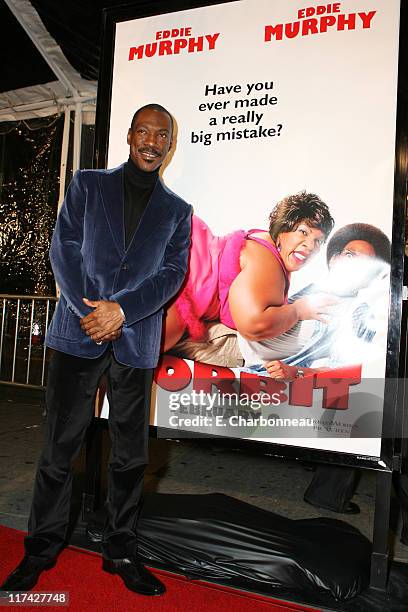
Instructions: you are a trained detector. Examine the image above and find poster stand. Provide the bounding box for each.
[370,471,394,589]
[80,0,408,598]
[368,14,408,583]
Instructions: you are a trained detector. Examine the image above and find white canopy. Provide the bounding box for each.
[1,0,99,193]
[0,0,97,123]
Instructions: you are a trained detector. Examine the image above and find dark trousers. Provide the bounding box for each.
[24,349,153,564]
[305,465,408,541]
[304,465,359,512]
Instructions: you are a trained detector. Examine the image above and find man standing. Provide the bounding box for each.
[1,104,192,595]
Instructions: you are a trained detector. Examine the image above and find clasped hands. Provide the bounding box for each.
[80,298,125,344]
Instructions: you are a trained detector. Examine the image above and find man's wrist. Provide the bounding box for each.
[118,305,126,323]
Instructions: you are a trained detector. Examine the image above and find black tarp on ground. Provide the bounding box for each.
[85,492,371,602]
[137,493,371,601]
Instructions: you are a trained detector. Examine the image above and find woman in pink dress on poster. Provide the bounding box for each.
[163,191,335,352]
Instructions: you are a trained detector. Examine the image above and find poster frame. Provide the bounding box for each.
[93,0,408,473]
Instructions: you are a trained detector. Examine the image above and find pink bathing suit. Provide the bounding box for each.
[174,215,289,340]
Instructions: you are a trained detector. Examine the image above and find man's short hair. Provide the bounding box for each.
[326,223,391,264]
[130,103,174,136]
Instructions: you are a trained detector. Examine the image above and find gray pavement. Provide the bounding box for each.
[0,384,407,564]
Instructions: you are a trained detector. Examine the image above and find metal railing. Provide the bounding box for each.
[0,294,57,389]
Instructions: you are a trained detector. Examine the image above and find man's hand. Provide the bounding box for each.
[97,328,122,343]
[80,298,125,342]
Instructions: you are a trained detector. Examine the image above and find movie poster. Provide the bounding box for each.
[102,0,401,458]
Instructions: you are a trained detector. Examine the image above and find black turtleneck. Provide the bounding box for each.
[123,157,159,249]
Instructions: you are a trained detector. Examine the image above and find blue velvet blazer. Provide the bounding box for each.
[46,164,192,368]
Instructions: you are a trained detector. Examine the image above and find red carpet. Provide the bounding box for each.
[0,526,321,611]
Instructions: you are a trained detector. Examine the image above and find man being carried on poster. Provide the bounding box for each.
[244,222,391,379]
[239,222,390,515]
[1,104,192,596]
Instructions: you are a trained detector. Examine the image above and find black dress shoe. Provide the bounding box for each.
[102,558,165,596]
[0,556,55,592]
[340,502,360,515]
[86,521,103,543]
